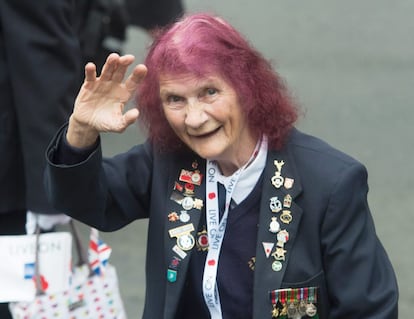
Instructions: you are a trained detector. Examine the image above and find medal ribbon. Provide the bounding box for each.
[203,137,264,318]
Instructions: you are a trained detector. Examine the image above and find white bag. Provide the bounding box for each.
[0,231,72,302]
[9,264,127,319]
[9,222,127,319]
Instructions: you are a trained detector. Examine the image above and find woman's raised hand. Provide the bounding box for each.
[67,53,148,148]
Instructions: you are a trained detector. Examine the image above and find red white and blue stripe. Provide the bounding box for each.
[88,228,112,275]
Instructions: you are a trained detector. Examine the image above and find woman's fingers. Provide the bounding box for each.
[123,108,140,127]
[84,62,97,82]
[112,55,135,83]
[125,64,148,93]
[100,53,119,81]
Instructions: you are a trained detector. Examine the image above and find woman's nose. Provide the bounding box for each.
[184,100,209,128]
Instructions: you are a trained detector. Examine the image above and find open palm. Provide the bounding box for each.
[73,54,147,135]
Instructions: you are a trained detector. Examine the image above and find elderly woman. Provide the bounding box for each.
[44,13,398,319]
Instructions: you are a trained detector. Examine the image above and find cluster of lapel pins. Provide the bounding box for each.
[166,161,205,283]
[264,160,294,272]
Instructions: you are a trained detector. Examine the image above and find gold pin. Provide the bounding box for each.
[280,210,293,224]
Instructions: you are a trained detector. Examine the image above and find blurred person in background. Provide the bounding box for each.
[0,1,80,317]
[44,13,398,319]
[76,0,184,72]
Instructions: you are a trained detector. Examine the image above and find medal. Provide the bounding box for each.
[287,302,298,318]
[271,305,279,319]
[305,303,317,317]
[270,290,280,318]
[306,287,318,317]
[286,289,298,318]
[278,290,288,316]
[298,300,307,316]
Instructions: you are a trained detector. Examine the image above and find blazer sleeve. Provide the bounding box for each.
[321,162,398,318]
[44,125,153,231]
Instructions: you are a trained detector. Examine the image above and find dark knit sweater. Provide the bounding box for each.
[176,175,263,318]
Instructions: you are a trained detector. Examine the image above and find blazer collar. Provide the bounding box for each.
[253,143,303,318]
[163,153,205,319]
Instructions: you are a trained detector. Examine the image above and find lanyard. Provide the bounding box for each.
[203,160,241,318]
[202,137,264,318]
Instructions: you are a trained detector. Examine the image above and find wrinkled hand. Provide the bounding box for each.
[67,53,148,148]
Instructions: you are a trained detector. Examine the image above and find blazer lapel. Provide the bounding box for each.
[253,147,303,318]
[162,155,206,319]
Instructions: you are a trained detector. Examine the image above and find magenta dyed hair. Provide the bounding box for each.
[137,13,299,151]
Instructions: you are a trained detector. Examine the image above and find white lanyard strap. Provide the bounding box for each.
[202,136,264,318]
[203,160,241,318]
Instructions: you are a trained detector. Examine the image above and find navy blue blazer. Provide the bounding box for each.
[45,126,398,318]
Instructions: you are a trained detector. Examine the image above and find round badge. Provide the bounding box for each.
[191,172,201,184]
[177,234,195,251]
[179,211,190,223]
[181,197,194,210]
[197,233,209,250]
[271,260,283,272]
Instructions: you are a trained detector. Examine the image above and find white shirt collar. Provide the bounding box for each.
[216,135,268,205]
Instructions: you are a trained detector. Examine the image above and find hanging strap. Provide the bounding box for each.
[34,222,45,296]
[33,219,95,296]
[70,220,95,277]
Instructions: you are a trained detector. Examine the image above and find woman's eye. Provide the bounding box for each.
[206,88,217,95]
[167,95,182,103]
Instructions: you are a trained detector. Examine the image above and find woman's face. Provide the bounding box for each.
[159,73,256,174]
